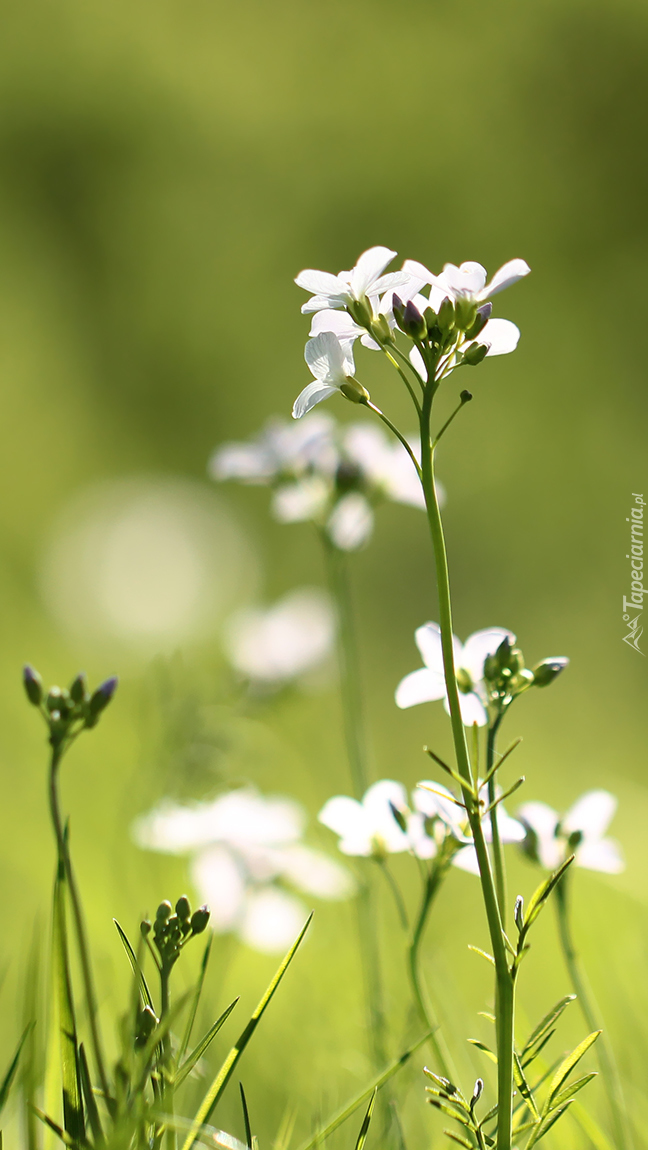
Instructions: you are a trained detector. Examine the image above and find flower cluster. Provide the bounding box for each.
[318,778,524,874]
[211,411,435,551]
[133,787,354,953]
[293,246,530,418]
[518,790,624,874]
[396,623,568,727]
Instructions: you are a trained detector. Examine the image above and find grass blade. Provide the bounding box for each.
[297,1032,432,1150]
[240,1083,252,1149]
[113,919,155,1011]
[179,937,213,1066]
[0,1025,32,1114]
[78,1043,104,1144]
[174,1000,239,1089]
[181,915,312,1150]
[354,1089,376,1150]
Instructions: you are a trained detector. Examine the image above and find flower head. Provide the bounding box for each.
[223,587,335,687]
[133,786,353,953]
[517,791,624,874]
[318,780,412,858]
[295,246,408,317]
[211,411,429,552]
[293,332,362,420]
[395,622,515,726]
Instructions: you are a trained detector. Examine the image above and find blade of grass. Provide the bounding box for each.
[0,1025,33,1114]
[297,1032,432,1150]
[178,938,213,1066]
[113,920,155,1012]
[354,1089,376,1150]
[174,1001,239,1090]
[78,1043,103,1145]
[239,1083,252,1150]
[180,915,312,1150]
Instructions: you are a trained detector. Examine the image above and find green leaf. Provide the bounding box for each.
[428,1099,473,1126]
[521,996,576,1059]
[78,1042,103,1144]
[467,1040,497,1065]
[240,1082,252,1150]
[442,1130,474,1149]
[467,947,495,967]
[547,1032,600,1107]
[53,865,84,1143]
[354,1089,376,1150]
[551,1072,597,1109]
[528,1103,573,1147]
[0,1024,32,1114]
[181,915,312,1150]
[524,857,574,931]
[113,919,155,1011]
[298,1032,432,1150]
[521,1030,555,1069]
[513,1053,539,1120]
[179,936,213,1066]
[174,999,239,1089]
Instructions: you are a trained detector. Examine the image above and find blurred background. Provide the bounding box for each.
[1,0,647,1144]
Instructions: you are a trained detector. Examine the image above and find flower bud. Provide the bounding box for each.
[346,298,373,330]
[389,801,408,834]
[369,314,392,344]
[455,296,478,332]
[155,900,172,922]
[471,1078,484,1107]
[437,297,455,333]
[532,657,569,688]
[462,342,488,366]
[483,654,499,682]
[175,895,191,922]
[88,676,119,720]
[465,303,492,341]
[398,300,427,341]
[191,906,211,935]
[47,687,71,716]
[514,895,524,932]
[140,919,152,937]
[69,672,88,705]
[135,1004,158,1047]
[496,637,512,671]
[460,390,473,404]
[511,668,535,693]
[339,379,370,405]
[23,665,43,707]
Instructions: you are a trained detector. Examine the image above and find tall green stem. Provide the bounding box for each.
[418,384,514,1150]
[407,862,456,1082]
[555,876,631,1150]
[323,540,386,1068]
[48,742,111,1105]
[486,716,507,923]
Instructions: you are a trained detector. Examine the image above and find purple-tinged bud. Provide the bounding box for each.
[190,905,211,935]
[401,299,427,341]
[437,297,455,333]
[465,302,492,341]
[88,676,119,718]
[23,665,43,707]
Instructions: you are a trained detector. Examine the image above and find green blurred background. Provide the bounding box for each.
[1,0,647,1144]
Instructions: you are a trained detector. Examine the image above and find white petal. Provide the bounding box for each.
[576,838,624,874]
[401,258,435,285]
[133,800,215,853]
[271,477,330,523]
[362,779,411,853]
[292,382,339,420]
[409,345,428,381]
[224,590,335,682]
[370,270,411,295]
[327,493,374,551]
[461,627,516,683]
[441,262,487,296]
[488,807,526,844]
[240,887,307,953]
[517,801,562,869]
[481,318,520,357]
[319,795,365,839]
[395,667,446,709]
[414,621,444,672]
[310,310,363,343]
[414,781,468,841]
[563,791,618,841]
[209,442,275,484]
[305,331,351,384]
[301,294,349,314]
[445,691,488,727]
[191,846,245,930]
[452,845,480,875]
[295,269,347,296]
[349,246,397,297]
[481,259,531,299]
[278,845,355,898]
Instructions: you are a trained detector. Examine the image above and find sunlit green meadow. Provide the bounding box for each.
[0,0,647,1145]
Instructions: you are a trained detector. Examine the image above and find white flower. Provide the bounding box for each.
[403,257,530,306]
[342,424,426,510]
[318,780,412,857]
[517,791,624,875]
[133,786,354,954]
[326,492,374,550]
[295,246,408,315]
[223,588,335,685]
[395,623,515,726]
[411,780,525,873]
[292,332,358,420]
[209,412,336,484]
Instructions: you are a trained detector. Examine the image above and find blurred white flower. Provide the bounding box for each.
[517,791,624,875]
[211,412,428,552]
[395,622,515,727]
[134,786,354,954]
[223,588,335,686]
[419,780,525,874]
[295,246,409,315]
[318,780,412,858]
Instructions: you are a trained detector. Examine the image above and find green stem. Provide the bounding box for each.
[407,862,457,1082]
[381,346,423,412]
[486,716,507,924]
[48,741,111,1106]
[555,876,631,1150]
[160,963,176,1150]
[418,386,514,1150]
[322,540,386,1069]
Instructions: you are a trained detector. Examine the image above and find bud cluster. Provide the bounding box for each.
[391,294,492,369]
[22,665,118,745]
[483,638,568,714]
[141,895,210,971]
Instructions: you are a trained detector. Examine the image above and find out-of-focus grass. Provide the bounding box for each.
[0,0,647,1144]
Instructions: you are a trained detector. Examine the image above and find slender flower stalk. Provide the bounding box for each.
[322,537,387,1069]
[486,715,507,924]
[407,857,457,1083]
[555,874,632,1150]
